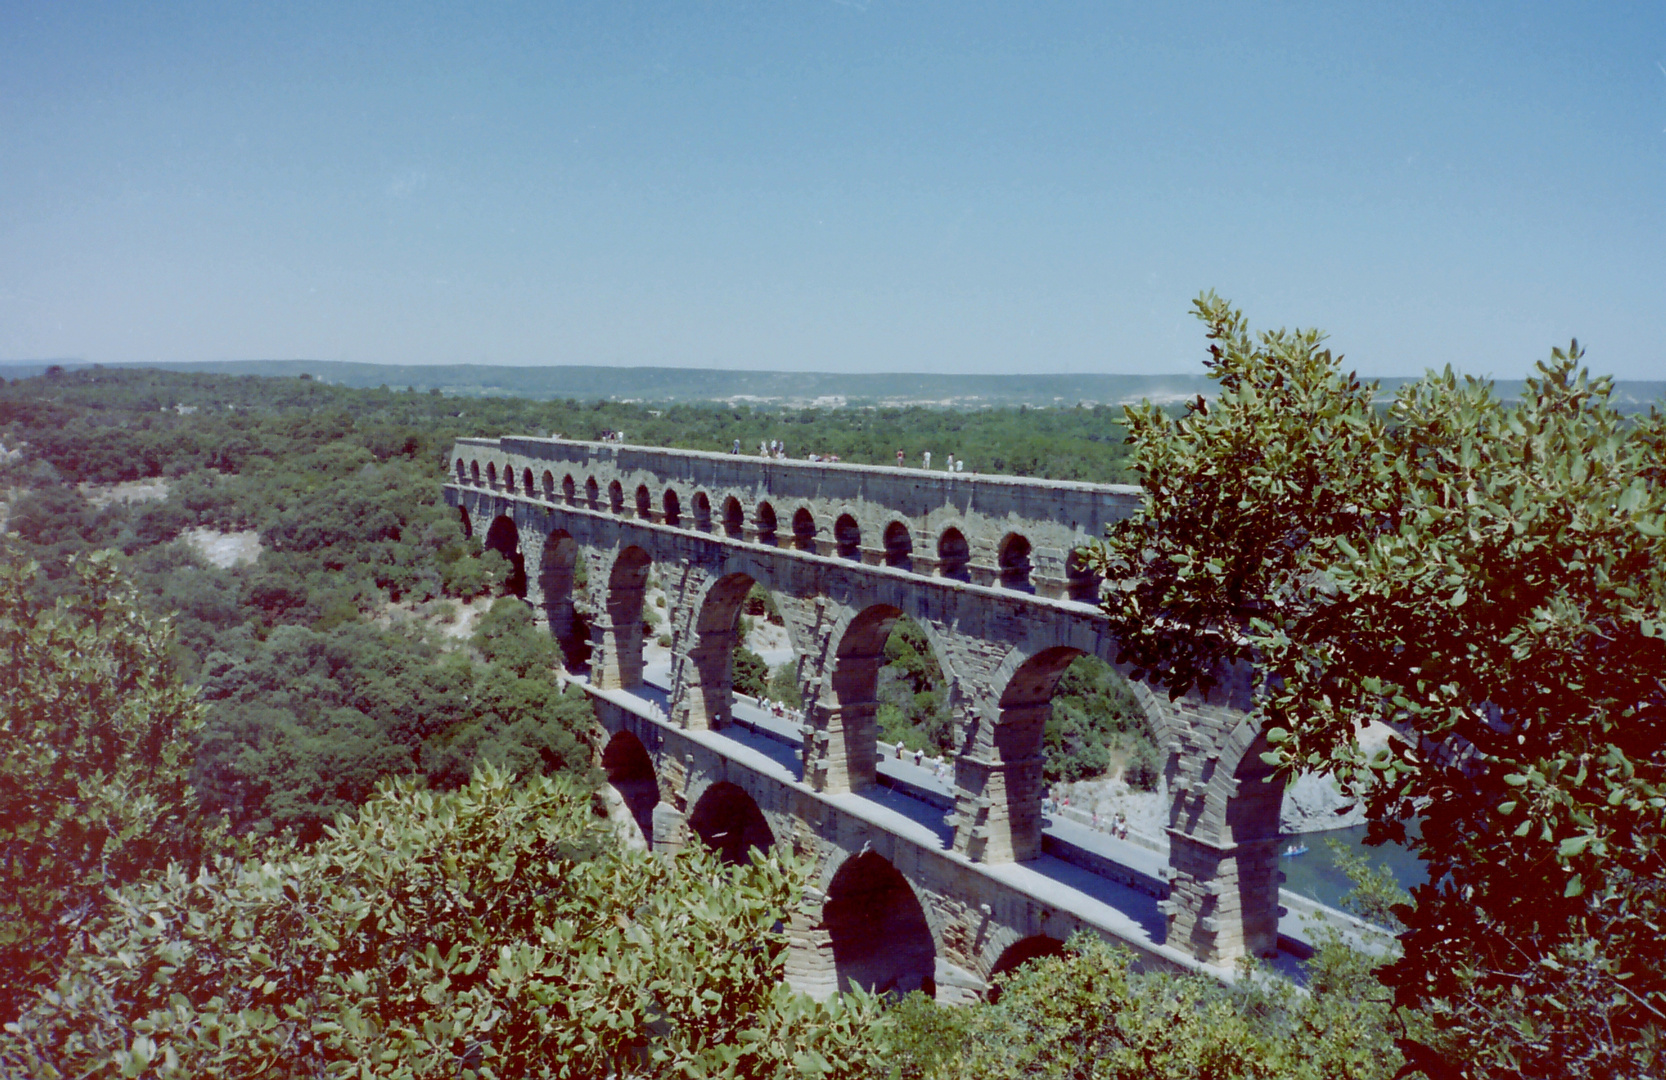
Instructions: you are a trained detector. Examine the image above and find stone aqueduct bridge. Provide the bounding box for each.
[444,437,1285,998]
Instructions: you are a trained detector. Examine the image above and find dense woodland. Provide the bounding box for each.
[2,331,1661,1078]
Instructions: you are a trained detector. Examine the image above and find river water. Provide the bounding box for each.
[1278,824,1427,911]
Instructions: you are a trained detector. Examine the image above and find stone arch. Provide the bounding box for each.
[539,530,588,668]
[985,935,1067,1001]
[482,514,527,599]
[821,851,936,997]
[635,484,653,520]
[597,545,652,689]
[585,476,600,508]
[539,469,554,499]
[834,513,861,560]
[687,781,775,866]
[608,480,624,514]
[1165,710,1285,961]
[952,645,1083,863]
[754,501,779,546]
[937,526,971,581]
[458,505,472,539]
[663,488,681,527]
[982,638,1175,757]
[601,730,659,848]
[522,467,535,496]
[692,491,713,532]
[883,520,913,570]
[469,459,480,485]
[997,532,1034,593]
[791,506,818,552]
[811,602,955,794]
[1065,547,1100,602]
[486,461,499,488]
[678,569,782,731]
[561,473,575,503]
[455,458,467,482]
[722,496,745,539]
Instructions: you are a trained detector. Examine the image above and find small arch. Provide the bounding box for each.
[541,470,555,499]
[585,476,600,508]
[469,459,481,485]
[1065,548,1100,602]
[688,781,775,866]
[692,491,713,532]
[663,488,681,527]
[608,480,625,514]
[937,527,970,581]
[483,514,527,599]
[635,484,653,520]
[754,502,778,546]
[455,458,467,483]
[822,851,936,997]
[458,506,472,539]
[834,514,861,560]
[486,461,499,488]
[998,533,1034,593]
[883,521,914,570]
[792,507,818,552]
[723,496,745,539]
[522,467,535,496]
[601,730,659,848]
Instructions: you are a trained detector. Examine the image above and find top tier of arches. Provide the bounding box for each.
[450,438,1136,601]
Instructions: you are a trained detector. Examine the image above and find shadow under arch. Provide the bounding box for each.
[597,544,651,689]
[483,514,527,599]
[687,781,775,866]
[822,851,936,998]
[458,505,472,539]
[538,529,590,668]
[601,729,659,848]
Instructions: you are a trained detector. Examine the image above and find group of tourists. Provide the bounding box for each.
[895,448,967,473]
[1043,792,1133,841]
[598,430,627,444]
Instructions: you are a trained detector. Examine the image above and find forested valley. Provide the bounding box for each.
[2,354,1656,1078]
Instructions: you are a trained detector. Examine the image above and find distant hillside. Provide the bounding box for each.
[2,359,1662,412]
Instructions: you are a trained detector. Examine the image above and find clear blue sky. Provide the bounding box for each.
[2,2,1662,378]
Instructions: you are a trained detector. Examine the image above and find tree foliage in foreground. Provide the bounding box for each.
[2,767,886,1080]
[0,550,209,1023]
[1089,293,1666,1078]
[882,931,1414,1080]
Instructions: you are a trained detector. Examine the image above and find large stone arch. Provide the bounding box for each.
[601,729,659,849]
[596,544,651,689]
[819,851,937,997]
[806,598,959,795]
[538,529,588,668]
[674,561,806,734]
[483,514,527,599]
[687,780,776,866]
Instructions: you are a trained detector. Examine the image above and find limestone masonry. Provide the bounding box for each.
[444,436,1286,998]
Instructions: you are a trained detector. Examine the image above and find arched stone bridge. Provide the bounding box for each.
[445,437,1286,997]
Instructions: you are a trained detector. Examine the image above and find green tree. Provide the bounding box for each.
[732,645,770,699]
[1,766,888,1079]
[1087,294,1666,1077]
[0,550,209,1022]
